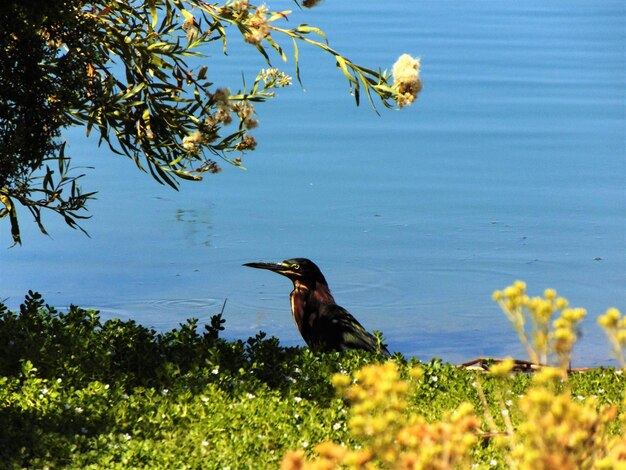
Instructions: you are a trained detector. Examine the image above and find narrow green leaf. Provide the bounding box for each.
[255,43,272,66]
[266,37,287,62]
[372,84,397,95]
[354,83,360,107]
[336,56,357,84]
[121,82,147,100]
[197,65,208,80]
[43,166,53,190]
[0,196,22,246]
[216,22,228,54]
[357,73,381,113]
[295,24,328,44]
[148,0,158,29]
[292,38,303,87]
[168,153,186,167]
[172,169,202,181]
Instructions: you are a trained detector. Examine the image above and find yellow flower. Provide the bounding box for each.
[504,285,519,299]
[331,373,350,389]
[544,288,557,300]
[314,442,347,461]
[514,280,527,293]
[556,297,569,309]
[598,307,621,328]
[279,450,304,470]
[409,366,424,380]
[489,358,515,377]
[533,366,566,385]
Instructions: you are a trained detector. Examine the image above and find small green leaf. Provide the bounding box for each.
[197,65,208,80]
[336,56,356,84]
[148,0,158,29]
[292,38,303,86]
[172,169,202,181]
[295,24,328,44]
[266,37,287,62]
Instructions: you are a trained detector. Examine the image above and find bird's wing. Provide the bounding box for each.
[314,304,391,356]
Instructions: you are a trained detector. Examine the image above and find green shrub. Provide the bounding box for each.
[0,291,624,468]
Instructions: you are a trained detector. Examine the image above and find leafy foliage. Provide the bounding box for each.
[0,0,100,244]
[0,292,388,467]
[0,291,624,468]
[0,291,346,394]
[1,0,420,244]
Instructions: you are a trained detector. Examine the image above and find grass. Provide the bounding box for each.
[0,291,624,468]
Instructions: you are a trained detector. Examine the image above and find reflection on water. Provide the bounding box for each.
[175,208,214,247]
[1,1,624,367]
[94,297,224,331]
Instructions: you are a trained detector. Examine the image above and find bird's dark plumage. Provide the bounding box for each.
[244,258,390,356]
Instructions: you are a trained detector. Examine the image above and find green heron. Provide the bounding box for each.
[244,258,391,356]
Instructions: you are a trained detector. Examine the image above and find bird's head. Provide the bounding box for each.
[244,258,328,287]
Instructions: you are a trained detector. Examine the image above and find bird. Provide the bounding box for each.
[244,258,391,356]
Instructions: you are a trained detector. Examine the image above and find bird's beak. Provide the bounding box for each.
[243,261,290,273]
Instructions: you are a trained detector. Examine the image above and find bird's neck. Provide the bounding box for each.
[290,280,335,329]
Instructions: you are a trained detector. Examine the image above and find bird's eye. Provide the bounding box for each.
[292,264,300,271]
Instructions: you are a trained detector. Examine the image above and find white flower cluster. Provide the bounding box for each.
[392,54,422,108]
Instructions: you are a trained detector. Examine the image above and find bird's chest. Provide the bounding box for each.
[290,288,308,328]
[289,286,321,330]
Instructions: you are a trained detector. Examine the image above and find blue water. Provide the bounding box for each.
[2,1,624,366]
